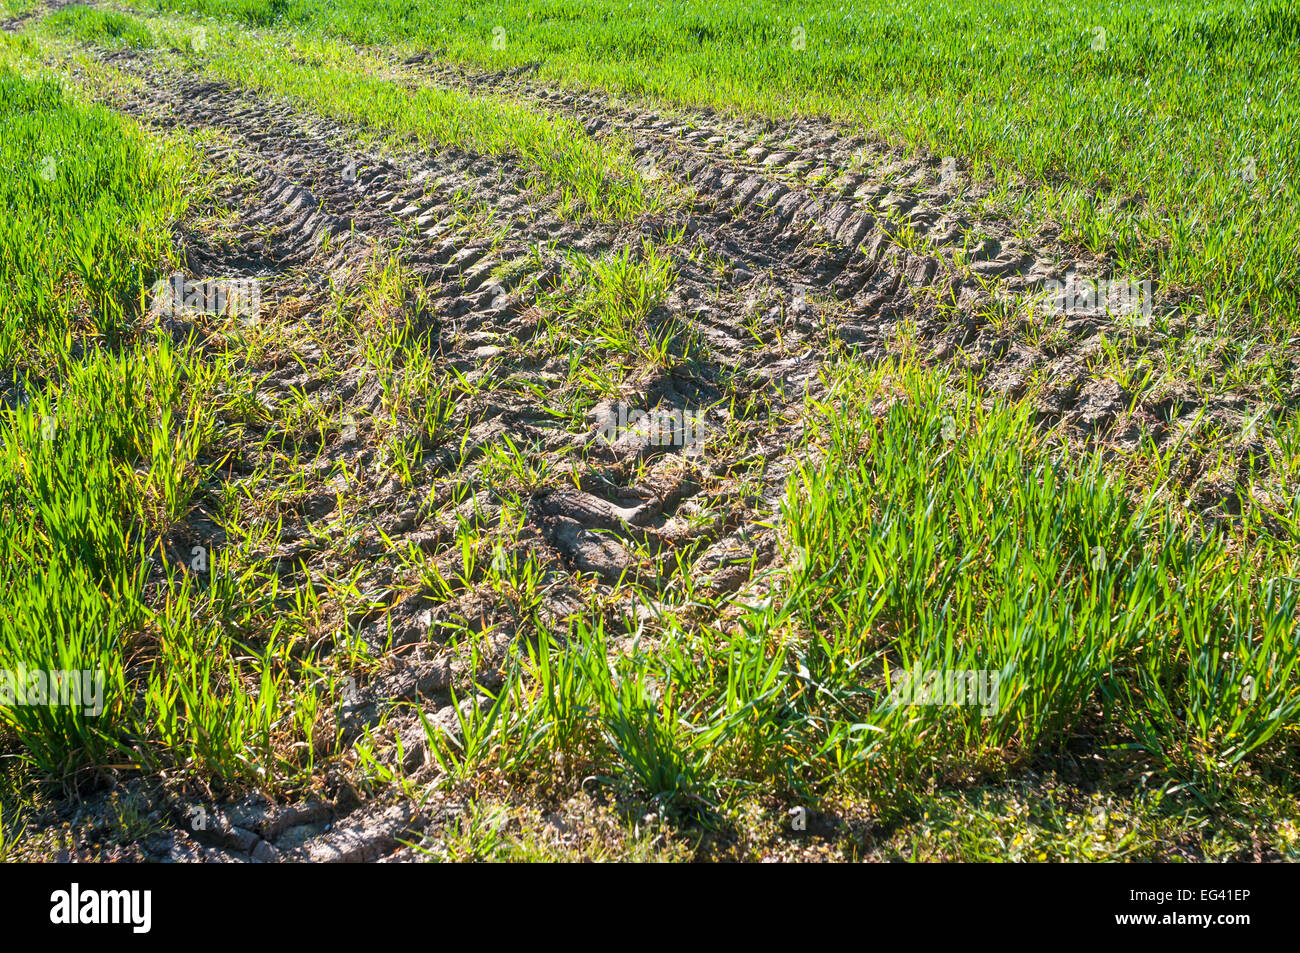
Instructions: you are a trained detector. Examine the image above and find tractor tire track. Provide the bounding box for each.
[396,55,1270,484]
[93,48,865,603]
[40,47,858,861]
[30,26,1274,860]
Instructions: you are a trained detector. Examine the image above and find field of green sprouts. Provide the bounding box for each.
[145,0,1300,328]
[0,0,1298,862]
[0,64,323,789]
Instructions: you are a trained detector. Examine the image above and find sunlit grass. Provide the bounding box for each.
[132,0,1298,333]
[0,62,323,789]
[42,5,657,221]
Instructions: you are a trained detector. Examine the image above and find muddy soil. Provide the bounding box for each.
[4,10,1279,860]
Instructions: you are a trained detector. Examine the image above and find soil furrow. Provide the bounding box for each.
[392,55,1272,488]
[20,22,1279,860]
